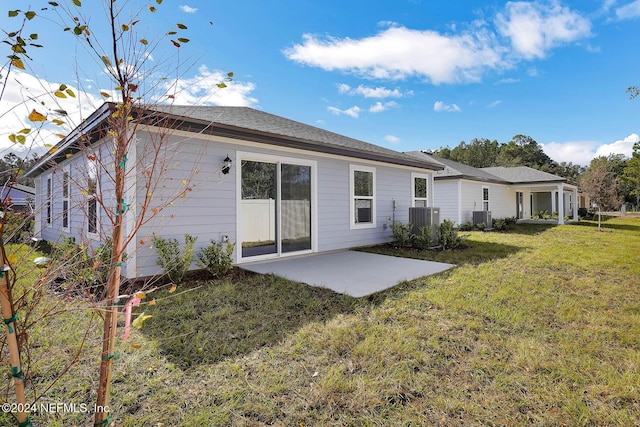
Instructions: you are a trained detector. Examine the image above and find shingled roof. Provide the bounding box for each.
[406,151,507,183]
[480,166,566,184]
[406,151,569,185]
[153,105,443,170]
[26,103,443,176]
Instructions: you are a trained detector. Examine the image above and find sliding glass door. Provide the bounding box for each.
[240,156,313,259]
[241,161,277,257]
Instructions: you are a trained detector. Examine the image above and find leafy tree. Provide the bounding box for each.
[549,161,584,185]
[0,152,40,187]
[497,134,554,169]
[621,141,640,206]
[580,154,626,211]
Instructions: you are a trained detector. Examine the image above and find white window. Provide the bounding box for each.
[62,168,70,231]
[350,165,376,229]
[45,176,52,226]
[411,173,429,207]
[482,187,489,211]
[87,158,98,236]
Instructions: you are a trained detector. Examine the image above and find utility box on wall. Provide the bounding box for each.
[409,207,440,239]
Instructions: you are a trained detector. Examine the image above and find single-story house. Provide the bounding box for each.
[406,151,579,225]
[25,103,443,279]
[1,183,35,213]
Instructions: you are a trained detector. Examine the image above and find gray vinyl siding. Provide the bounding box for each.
[433,180,460,225]
[34,128,434,279]
[316,162,411,252]
[130,130,431,278]
[457,180,516,224]
[488,185,516,219]
[132,130,238,278]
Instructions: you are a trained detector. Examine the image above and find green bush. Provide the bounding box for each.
[390,221,414,247]
[50,235,96,286]
[2,211,34,243]
[505,216,517,226]
[440,219,462,249]
[196,240,235,277]
[414,225,438,250]
[152,234,197,283]
[458,221,474,231]
[476,222,486,231]
[492,218,507,231]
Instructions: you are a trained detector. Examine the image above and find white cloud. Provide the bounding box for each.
[496,1,591,60]
[180,5,198,13]
[160,65,258,107]
[497,77,520,84]
[385,135,401,145]
[338,84,406,98]
[434,101,461,113]
[285,26,505,84]
[616,0,640,20]
[284,2,591,85]
[369,101,399,113]
[487,100,502,108]
[541,133,639,165]
[541,140,599,165]
[327,105,362,118]
[603,0,617,12]
[0,67,259,156]
[594,133,639,158]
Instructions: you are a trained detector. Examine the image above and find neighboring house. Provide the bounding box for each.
[25,103,443,279]
[1,183,35,213]
[406,151,579,225]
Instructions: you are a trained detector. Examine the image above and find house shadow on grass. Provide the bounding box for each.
[141,270,364,369]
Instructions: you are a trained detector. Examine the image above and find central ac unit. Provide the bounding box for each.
[409,207,440,240]
[472,210,493,229]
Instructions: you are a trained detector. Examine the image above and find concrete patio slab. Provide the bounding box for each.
[241,250,455,297]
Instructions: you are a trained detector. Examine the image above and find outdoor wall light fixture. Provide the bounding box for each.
[222,155,232,174]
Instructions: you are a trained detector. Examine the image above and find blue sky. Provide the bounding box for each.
[1,0,639,165]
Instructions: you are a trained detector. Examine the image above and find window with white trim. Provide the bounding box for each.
[350,165,376,228]
[45,176,52,226]
[87,158,98,235]
[62,168,70,231]
[482,187,489,211]
[412,174,429,207]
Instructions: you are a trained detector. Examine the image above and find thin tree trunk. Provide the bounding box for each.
[0,250,28,425]
[94,124,128,425]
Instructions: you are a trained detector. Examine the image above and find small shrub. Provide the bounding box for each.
[414,225,438,250]
[476,222,486,231]
[492,218,507,231]
[440,219,462,250]
[458,222,474,231]
[152,233,197,283]
[197,240,235,277]
[2,211,34,243]
[50,236,95,285]
[505,216,518,226]
[390,221,414,247]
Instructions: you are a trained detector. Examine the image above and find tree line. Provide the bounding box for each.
[434,134,584,184]
[435,134,640,211]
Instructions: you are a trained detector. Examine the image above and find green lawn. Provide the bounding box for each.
[1,218,639,426]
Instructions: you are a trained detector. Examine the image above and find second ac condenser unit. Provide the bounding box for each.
[472,210,492,228]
